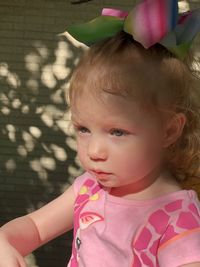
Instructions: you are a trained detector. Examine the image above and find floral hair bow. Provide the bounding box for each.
[67,0,200,59]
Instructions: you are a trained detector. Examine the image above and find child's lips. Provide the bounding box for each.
[90,169,112,180]
[91,169,111,175]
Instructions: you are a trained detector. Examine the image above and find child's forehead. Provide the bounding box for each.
[73,54,166,102]
[69,47,176,124]
[71,89,157,124]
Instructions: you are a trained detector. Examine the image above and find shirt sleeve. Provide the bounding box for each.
[157,202,200,267]
[72,172,95,197]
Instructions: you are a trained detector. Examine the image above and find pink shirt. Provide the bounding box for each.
[67,172,200,267]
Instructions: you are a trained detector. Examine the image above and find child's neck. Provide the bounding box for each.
[108,168,182,201]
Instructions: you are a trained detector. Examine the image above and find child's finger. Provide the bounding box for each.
[17,258,27,267]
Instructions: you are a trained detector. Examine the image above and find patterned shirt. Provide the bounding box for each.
[67,172,200,267]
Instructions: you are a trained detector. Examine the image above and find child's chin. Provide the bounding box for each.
[97,178,119,189]
[97,177,110,183]
[97,178,112,186]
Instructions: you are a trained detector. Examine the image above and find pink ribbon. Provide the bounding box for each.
[102,8,128,19]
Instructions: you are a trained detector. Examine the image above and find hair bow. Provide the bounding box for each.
[67,0,200,59]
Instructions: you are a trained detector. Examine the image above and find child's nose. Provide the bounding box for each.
[87,137,107,161]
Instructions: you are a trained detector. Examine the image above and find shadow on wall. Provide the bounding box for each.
[0,4,86,266]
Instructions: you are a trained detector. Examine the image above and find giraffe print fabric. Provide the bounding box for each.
[67,172,200,267]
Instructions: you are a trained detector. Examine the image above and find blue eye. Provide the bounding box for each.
[110,129,128,137]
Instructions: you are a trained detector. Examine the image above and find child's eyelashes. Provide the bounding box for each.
[74,125,90,134]
[73,124,129,137]
[110,128,129,137]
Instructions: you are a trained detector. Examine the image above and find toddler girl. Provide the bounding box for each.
[1,1,200,266]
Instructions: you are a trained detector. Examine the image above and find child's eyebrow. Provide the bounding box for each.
[71,117,77,123]
[71,116,81,124]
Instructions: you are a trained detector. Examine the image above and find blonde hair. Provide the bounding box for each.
[69,31,200,182]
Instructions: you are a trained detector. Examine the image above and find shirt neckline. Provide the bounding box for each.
[103,187,197,206]
[84,172,197,206]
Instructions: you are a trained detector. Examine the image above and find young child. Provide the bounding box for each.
[1,1,200,267]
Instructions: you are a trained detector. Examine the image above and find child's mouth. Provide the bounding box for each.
[90,169,112,180]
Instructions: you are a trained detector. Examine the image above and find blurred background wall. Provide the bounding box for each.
[0,0,199,266]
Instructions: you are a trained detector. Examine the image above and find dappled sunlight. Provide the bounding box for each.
[0,63,21,89]
[21,104,30,114]
[178,0,190,12]
[0,63,9,76]
[22,130,35,152]
[25,253,39,267]
[53,41,72,80]
[5,124,16,142]
[0,67,21,117]
[0,0,199,211]
[0,31,85,213]
[30,159,49,180]
[29,126,42,139]
[41,65,57,89]
[5,159,17,173]
[26,79,39,95]
[1,106,10,115]
[66,135,77,151]
[40,157,56,170]
[56,112,72,135]
[50,144,67,161]
[25,53,42,74]
[17,145,28,157]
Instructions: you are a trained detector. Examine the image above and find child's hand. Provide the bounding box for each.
[0,183,75,266]
[0,237,27,267]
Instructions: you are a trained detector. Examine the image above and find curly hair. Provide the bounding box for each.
[69,31,200,182]
[163,57,200,181]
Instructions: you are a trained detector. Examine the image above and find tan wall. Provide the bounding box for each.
[0,1,199,266]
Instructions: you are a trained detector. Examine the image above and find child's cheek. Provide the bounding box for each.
[76,142,87,168]
[115,144,159,177]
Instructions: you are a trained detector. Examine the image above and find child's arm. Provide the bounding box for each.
[0,184,75,266]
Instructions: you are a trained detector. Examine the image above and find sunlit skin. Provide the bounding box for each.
[71,91,184,200]
[0,89,197,267]
[0,78,192,267]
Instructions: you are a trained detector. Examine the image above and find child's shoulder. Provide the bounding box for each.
[153,188,200,210]
[154,189,200,226]
[72,172,99,197]
[168,189,200,230]
[156,190,200,266]
[165,189,200,216]
[142,190,200,243]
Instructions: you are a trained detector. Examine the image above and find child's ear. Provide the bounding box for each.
[162,113,186,148]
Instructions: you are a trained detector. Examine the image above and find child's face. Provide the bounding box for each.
[71,91,166,189]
